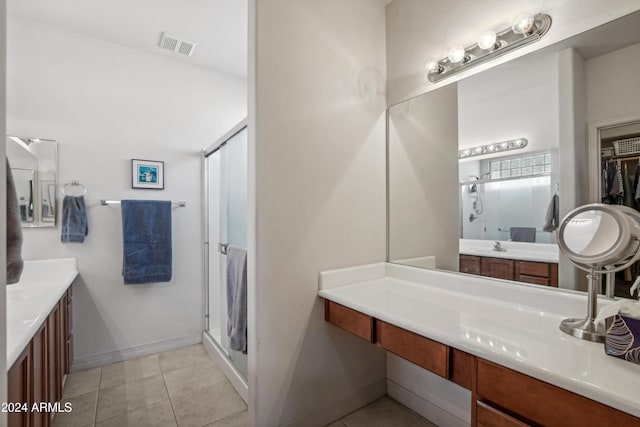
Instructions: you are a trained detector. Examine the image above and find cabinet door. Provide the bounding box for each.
[481,258,514,280]
[65,290,73,374]
[8,346,30,427]
[30,323,49,427]
[460,255,482,275]
[59,297,68,379]
[47,304,61,403]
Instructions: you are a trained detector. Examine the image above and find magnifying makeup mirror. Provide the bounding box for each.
[557,204,640,342]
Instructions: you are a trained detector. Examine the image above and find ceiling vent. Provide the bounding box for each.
[159,32,196,57]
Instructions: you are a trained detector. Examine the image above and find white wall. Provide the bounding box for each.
[251,1,388,425]
[0,0,8,422]
[386,0,640,105]
[7,15,247,366]
[557,48,587,290]
[586,42,640,125]
[458,51,559,153]
[388,84,459,271]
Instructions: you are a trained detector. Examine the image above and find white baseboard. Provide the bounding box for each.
[284,379,387,427]
[387,379,470,427]
[202,332,249,404]
[71,333,202,372]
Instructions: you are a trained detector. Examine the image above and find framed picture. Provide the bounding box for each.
[132,159,164,189]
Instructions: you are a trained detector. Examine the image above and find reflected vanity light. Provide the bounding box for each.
[458,138,528,159]
[426,12,552,83]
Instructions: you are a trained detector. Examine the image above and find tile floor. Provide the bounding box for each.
[54,344,435,427]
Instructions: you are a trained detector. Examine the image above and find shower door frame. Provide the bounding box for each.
[202,118,248,402]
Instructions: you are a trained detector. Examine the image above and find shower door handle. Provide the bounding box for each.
[219,243,228,255]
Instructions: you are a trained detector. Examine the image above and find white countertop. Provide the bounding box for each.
[7,258,78,368]
[459,238,559,263]
[318,262,640,418]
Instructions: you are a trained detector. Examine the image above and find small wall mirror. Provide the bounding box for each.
[6,136,58,228]
[558,204,640,342]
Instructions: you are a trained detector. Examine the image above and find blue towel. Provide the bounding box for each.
[226,245,247,353]
[121,200,172,284]
[61,196,88,243]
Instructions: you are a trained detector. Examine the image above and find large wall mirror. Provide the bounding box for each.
[6,136,58,227]
[388,10,640,298]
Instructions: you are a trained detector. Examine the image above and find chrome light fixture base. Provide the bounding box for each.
[559,317,605,343]
[427,13,552,83]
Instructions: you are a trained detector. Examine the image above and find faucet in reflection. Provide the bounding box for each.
[493,241,507,252]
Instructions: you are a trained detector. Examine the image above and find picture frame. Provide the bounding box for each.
[131,159,164,190]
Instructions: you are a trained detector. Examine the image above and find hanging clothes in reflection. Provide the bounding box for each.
[605,159,624,205]
[602,157,640,210]
[623,163,635,208]
[635,160,640,209]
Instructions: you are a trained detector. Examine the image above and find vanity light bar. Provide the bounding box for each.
[458,138,528,159]
[426,13,552,83]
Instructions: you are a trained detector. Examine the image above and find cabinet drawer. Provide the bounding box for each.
[378,321,449,377]
[477,359,640,426]
[477,401,530,427]
[460,255,481,275]
[518,261,549,277]
[324,300,374,342]
[517,274,550,286]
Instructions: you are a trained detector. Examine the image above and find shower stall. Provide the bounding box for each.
[202,119,248,400]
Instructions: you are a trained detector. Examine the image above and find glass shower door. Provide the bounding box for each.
[204,124,248,381]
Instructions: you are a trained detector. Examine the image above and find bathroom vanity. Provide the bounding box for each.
[458,239,559,286]
[6,258,77,427]
[319,263,640,426]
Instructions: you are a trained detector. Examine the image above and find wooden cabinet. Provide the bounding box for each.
[8,347,30,427]
[476,359,640,426]
[9,286,73,427]
[476,401,530,427]
[481,257,514,280]
[377,321,449,378]
[460,255,482,275]
[30,323,48,427]
[515,261,558,287]
[325,300,374,342]
[65,288,73,374]
[323,299,640,426]
[460,255,558,287]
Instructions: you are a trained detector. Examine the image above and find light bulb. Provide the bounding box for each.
[474,147,483,154]
[501,142,509,149]
[487,145,496,152]
[424,58,442,74]
[463,149,471,156]
[512,12,535,34]
[477,31,497,50]
[448,46,466,64]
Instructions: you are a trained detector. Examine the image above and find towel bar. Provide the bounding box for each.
[100,199,186,207]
